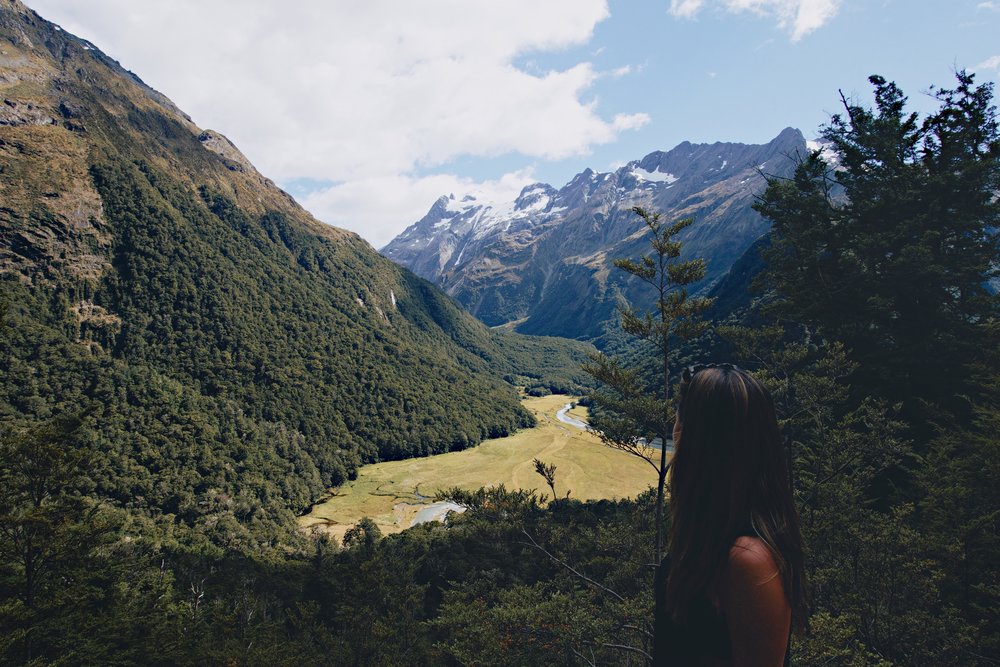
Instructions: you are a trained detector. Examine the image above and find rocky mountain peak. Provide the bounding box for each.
[197,130,260,175]
[4,0,31,18]
[382,130,807,338]
[514,183,557,211]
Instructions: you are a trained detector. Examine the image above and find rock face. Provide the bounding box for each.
[0,0,310,286]
[383,129,808,338]
[0,97,55,125]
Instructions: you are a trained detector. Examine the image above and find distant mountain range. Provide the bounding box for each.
[383,129,817,339]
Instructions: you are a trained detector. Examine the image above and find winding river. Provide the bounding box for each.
[555,402,588,429]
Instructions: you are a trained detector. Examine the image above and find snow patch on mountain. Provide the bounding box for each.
[411,183,567,244]
[632,166,679,184]
[806,138,840,165]
[445,193,478,213]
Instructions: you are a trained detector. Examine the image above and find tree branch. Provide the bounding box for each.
[518,528,626,603]
[581,639,653,661]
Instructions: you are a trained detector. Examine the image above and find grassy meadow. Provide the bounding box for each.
[300,394,658,542]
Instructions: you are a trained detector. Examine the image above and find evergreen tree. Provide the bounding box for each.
[0,413,117,664]
[921,376,1000,659]
[755,71,1000,421]
[585,207,712,563]
[738,70,1000,664]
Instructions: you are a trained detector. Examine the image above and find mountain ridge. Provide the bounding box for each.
[383,128,809,338]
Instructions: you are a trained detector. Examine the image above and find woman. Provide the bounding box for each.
[653,364,807,666]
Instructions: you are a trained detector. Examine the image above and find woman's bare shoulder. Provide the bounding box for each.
[728,536,780,585]
[722,538,791,664]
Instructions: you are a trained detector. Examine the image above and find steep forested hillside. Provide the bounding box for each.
[0,0,590,548]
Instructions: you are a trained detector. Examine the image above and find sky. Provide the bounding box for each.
[24,0,1000,248]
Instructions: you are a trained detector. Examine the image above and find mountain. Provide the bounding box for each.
[0,1,590,545]
[383,129,810,339]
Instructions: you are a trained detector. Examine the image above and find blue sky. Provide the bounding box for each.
[26,0,1000,247]
[522,1,1000,183]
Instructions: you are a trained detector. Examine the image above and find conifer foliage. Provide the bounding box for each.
[742,71,1000,664]
[755,72,1000,417]
[585,207,712,562]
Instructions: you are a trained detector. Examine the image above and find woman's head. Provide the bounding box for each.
[667,364,806,626]
[672,365,787,528]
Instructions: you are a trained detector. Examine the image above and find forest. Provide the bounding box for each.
[1,66,998,665]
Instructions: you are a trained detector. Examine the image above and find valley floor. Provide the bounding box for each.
[299,394,656,542]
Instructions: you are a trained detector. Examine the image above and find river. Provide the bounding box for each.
[555,402,588,429]
[411,501,466,526]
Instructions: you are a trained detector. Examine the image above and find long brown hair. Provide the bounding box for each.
[666,365,807,629]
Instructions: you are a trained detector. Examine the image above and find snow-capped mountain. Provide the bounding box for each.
[382,128,811,338]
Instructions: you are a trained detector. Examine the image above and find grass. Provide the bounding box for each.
[566,402,590,424]
[299,394,658,542]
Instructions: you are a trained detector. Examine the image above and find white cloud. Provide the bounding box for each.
[669,0,840,41]
[975,55,1000,71]
[301,170,537,249]
[669,0,706,19]
[27,0,647,244]
[612,113,652,131]
[977,1,1000,11]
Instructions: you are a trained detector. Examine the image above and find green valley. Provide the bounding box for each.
[300,394,655,542]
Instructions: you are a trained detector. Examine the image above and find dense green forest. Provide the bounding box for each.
[0,151,599,545]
